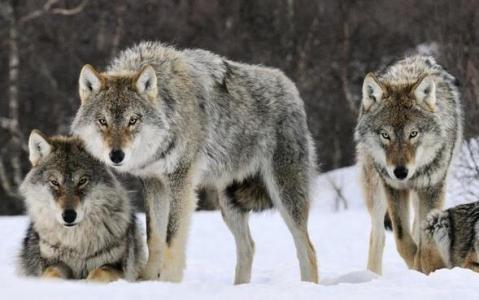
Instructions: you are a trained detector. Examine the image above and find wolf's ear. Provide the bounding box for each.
[362,73,384,112]
[135,65,158,101]
[79,64,102,103]
[413,75,436,112]
[28,130,52,166]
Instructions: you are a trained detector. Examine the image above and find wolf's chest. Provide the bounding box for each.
[37,225,127,279]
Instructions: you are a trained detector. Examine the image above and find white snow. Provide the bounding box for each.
[1,166,479,299]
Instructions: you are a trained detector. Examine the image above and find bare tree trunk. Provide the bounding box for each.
[7,1,23,188]
[111,3,126,57]
[339,1,357,115]
[0,0,24,195]
[332,122,342,169]
[0,158,13,195]
[295,15,318,82]
[341,19,357,115]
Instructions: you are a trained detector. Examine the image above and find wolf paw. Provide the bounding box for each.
[87,267,122,283]
[140,264,161,281]
[42,264,71,280]
[42,267,65,279]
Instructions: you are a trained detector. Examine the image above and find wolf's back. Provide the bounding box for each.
[109,41,304,108]
[380,56,456,86]
[107,41,181,73]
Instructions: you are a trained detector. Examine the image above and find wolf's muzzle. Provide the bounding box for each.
[62,209,77,226]
[109,149,125,164]
[393,166,408,180]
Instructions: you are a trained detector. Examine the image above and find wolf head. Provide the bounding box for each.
[71,64,169,172]
[355,73,445,182]
[20,131,117,228]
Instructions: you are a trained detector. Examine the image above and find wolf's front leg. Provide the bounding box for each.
[384,185,417,268]
[42,263,72,279]
[158,168,197,282]
[141,178,170,280]
[361,164,387,275]
[414,183,446,274]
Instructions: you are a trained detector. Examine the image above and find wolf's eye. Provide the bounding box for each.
[129,116,139,126]
[380,131,390,140]
[49,180,60,189]
[97,117,107,127]
[410,131,418,139]
[78,177,89,188]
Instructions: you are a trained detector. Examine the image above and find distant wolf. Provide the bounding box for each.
[424,202,479,272]
[71,41,319,284]
[18,131,145,282]
[355,55,463,274]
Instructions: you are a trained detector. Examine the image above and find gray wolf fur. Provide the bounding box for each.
[71,41,318,284]
[355,55,463,274]
[425,202,479,272]
[18,131,145,282]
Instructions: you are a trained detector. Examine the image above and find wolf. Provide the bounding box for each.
[424,202,479,272]
[18,131,146,282]
[355,55,463,274]
[71,41,318,284]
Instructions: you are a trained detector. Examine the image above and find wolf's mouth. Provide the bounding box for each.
[63,223,78,227]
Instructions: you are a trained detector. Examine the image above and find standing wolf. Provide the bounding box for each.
[18,131,145,281]
[355,55,463,274]
[425,202,479,272]
[71,41,318,283]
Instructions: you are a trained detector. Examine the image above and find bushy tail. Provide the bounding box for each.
[423,209,451,267]
[196,187,219,211]
[424,209,450,239]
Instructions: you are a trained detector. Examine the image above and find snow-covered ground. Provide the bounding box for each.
[1,166,479,299]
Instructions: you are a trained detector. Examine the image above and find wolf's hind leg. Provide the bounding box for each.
[87,265,122,283]
[361,165,387,274]
[264,167,318,283]
[42,263,72,279]
[219,190,255,284]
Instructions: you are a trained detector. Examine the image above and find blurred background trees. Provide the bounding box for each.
[0,0,478,214]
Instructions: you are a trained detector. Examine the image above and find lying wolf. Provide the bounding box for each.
[425,202,479,271]
[18,131,145,282]
[71,41,318,283]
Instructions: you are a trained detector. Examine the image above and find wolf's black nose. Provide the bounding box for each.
[393,166,408,180]
[109,149,125,164]
[62,209,77,224]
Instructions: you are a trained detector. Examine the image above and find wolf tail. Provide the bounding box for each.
[423,209,451,267]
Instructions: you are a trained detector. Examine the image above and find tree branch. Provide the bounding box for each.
[50,0,88,16]
[19,0,88,24]
[0,158,14,196]
[0,117,16,132]
[326,175,349,211]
